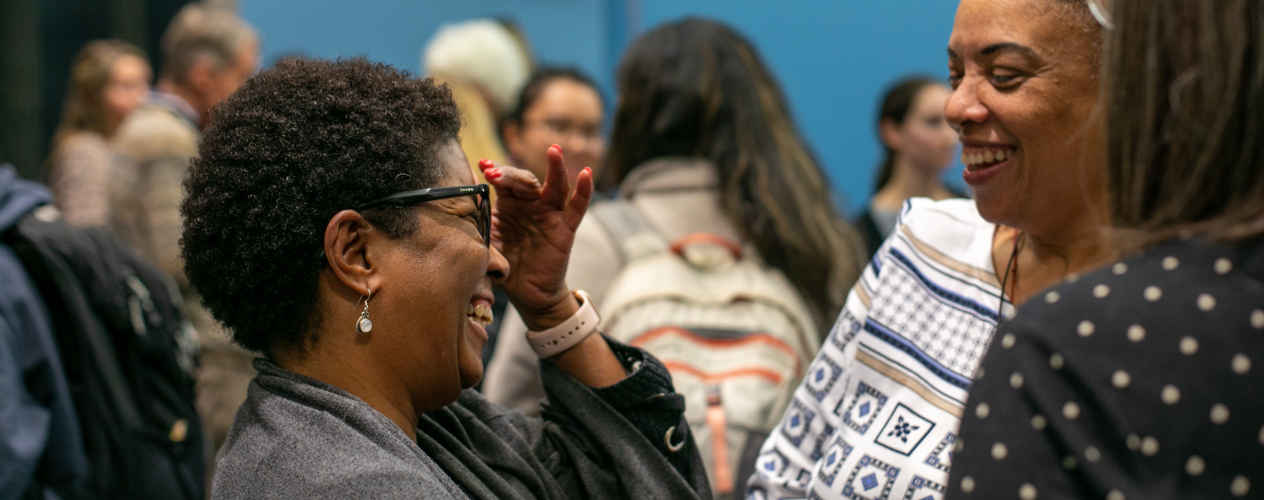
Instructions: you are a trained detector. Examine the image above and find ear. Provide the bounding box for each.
[186,58,215,95]
[501,121,524,158]
[323,210,384,297]
[879,117,903,151]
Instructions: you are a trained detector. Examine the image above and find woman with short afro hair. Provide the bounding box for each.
[185,57,710,499]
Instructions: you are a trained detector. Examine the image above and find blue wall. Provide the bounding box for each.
[240,0,963,214]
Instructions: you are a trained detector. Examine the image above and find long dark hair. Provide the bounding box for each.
[603,18,864,326]
[1106,0,1264,245]
[872,77,940,192]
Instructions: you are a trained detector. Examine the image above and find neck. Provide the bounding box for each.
[873,158,949,211]
[274,334,420,442]
[156,79,206,127]
[998,203,1116,305]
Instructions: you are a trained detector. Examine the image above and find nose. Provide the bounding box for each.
[945,78,989,133]
[486,245,509,284]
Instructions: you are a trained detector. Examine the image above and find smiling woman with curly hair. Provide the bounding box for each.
[185,57,709,499]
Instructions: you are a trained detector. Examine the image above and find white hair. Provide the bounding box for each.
[423,19,531,113]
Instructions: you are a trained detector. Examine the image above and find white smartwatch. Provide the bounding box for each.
[525,290,601,358]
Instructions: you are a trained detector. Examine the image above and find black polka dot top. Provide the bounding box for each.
[945,235,1264,500]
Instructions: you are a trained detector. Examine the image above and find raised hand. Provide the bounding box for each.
[479,145,594,329]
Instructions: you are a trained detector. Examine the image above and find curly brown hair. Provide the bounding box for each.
[181,57,460,355]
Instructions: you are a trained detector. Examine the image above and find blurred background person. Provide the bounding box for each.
[46,40,151,228]
[856,76,962,258]
[484,19,866,497]
[109,1,259,462]
[749,0,1117,498]
[423,18,534,187]
[501,68,606,185]
[947,0,1264,497]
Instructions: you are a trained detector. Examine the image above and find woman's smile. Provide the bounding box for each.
[960,141,1018,186]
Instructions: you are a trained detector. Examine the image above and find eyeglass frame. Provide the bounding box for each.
[357,184,492,248]
[316,184,492,261]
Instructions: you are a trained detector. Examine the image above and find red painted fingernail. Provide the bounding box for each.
[478,159,494,169]
[485,168,501,179]
[583,167,592,175]
[551,144,562,153]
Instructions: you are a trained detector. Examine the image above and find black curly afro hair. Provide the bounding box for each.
[182,57,460,355]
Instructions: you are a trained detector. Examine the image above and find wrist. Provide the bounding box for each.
[519,291,582,332]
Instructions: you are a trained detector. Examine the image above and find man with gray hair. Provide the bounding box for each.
[109,1,259,459]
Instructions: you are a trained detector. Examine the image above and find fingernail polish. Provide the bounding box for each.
[551,144,562,153]
[485,168,501,179]
[583,167,592,174]
[479,159,494,169]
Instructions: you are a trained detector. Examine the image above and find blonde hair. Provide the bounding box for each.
[160,3,257,83]
[423,19,532,114]
[52,39,147,147]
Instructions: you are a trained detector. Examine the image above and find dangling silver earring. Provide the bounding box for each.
[356,290,373,334]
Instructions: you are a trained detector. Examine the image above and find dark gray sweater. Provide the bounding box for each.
[210,339,711,499]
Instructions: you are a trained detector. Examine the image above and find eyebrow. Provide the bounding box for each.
[981,42,1038,57]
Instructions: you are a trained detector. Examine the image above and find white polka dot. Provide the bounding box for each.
[961,476,975,493]
[1085,446,1101,462]
[1180,336,1199,355]
[1186,455,1206,476]
[1045,291,1061,303]
[1094,284,1111,298]
[1128,325,1146,342]
[1198,294,1217,311]
[1252,310,1264,329]
[1145,286,1163,301]
[1211,403,1230,424]
[1032,414,1048,430]
[1050,353,1065,369]
[1231,475,1250,496]
[1126,434,1141,450]
[1140,436,1160,456]
[976,402,990,419]
[1232,354,1251,374]
[992,442,1008,460]
[1002,333,1016,348]
[954,439,965,452]
[1063,401,1081,419]
[1215,258,1233,275]
[1112,370,1131,389]
[1113,262,1128,275]
[1163,256,1180,270]
[1062,455,1078,469]
[1107,489,1126,500]
[974,367,985,381]
[1259,425,1264,445]
[1162,385,1182,404]
[1078,321,1095,337]
[1003,307,1017,320]
[1011,372,1025,388]
[1019,483,1038,500]
[1067,273,1082,283]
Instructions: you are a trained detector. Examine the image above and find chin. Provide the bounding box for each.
[459,366,484,389]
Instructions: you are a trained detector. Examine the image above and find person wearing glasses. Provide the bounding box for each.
[748,0,1118,498]
[501,67,607,186]
[185,58,708,499]
[945,0,1264,498]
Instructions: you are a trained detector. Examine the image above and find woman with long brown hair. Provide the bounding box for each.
[947,0,1264,497]
[47,40,150,227]
[484,19,865,496]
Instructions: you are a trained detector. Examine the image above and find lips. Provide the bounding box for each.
[961,145,1017,186]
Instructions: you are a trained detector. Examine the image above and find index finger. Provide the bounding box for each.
[540,144,570,210]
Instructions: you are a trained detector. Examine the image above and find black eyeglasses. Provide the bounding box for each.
[359,184,491,247]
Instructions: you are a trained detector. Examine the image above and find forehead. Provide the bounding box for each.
[528,79,602,113]
[949,0,1092,59]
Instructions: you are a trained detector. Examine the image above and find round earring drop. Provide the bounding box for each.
[356,290,373,334]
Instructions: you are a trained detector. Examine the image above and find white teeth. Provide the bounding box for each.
[466,304,475,315]
[467,303,494,326]
[984,150,995,163]
[963,149,1014,166]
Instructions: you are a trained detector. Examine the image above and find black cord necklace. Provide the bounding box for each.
[995,230,1023,329]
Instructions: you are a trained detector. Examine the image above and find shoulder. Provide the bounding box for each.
[878,197,997,278]
[56,132,109,153]
[114,105,198,161]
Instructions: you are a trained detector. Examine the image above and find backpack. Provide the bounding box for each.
[4,214,204,500]
[590,201,820,498]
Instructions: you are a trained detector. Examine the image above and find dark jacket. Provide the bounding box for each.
[212,338,712,499]
[0,165,87,499]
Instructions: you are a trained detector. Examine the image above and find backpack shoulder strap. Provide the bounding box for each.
[588,200,670,265]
